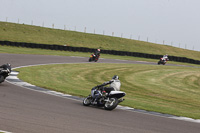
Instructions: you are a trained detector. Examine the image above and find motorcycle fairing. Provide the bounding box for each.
[109,91,126,99]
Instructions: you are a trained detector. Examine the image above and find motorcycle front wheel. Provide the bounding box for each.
[83,95,92,106]
[0,75,5,83]
[104,97,118,110]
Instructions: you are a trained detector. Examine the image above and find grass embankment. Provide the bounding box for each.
[0,21,200,60]
[16,63,200,119]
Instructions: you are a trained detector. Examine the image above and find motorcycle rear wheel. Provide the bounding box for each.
[104,97,118,110]
[83,95,92,106]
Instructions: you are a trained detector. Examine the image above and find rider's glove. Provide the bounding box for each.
[96,85,102,88]
[92,87,96,90]
[92,85,99,90]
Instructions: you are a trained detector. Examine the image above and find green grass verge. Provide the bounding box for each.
[0,21,200,60]
[16,63,200,119]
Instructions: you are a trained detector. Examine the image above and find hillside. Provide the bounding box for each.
[0,21,199,60]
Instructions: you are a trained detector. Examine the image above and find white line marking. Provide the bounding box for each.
[70,56,85,58]
[0,130,12,133]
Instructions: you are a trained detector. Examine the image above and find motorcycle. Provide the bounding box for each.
[83,86,126,110]
[89,54,100,62]
[0,64,11,84]
[158,58,168,65]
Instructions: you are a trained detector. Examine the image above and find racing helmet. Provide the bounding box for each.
[112,75,119,80]
[97,49,100,52]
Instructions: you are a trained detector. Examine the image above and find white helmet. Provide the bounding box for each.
[112,75,119,80]
[7,63,11,67]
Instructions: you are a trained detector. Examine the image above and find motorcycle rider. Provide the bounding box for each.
[94,49,101,57]
[0,63,11,74]
[91,75,121,104]
[162,54,169,63]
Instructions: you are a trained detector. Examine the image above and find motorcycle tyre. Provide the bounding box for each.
[104,97,118,111]
[89,58,92,62]
[0,75,5,84]
[83,95,92,106]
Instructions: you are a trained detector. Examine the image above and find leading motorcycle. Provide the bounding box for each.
[83,86,126,110]
[0,64,11,84]
[89,54,100,62]
[158,58,168,65]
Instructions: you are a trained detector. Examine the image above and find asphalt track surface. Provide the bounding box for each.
[0,53,199,133]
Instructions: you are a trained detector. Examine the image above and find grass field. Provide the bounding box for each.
[16,63,200,119]
[0,21,200,60]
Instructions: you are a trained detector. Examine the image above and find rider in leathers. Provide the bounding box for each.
[94,49,101,57]
[91,75,121,103]
[0,63,11,83]
[0,63,11,74]
[162,54,169,63]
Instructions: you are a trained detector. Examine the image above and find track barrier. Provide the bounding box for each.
[0,41,199,65]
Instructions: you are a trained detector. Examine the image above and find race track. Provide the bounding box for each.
[0,53,199,133]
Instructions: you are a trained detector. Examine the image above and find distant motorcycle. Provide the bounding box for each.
[158,58,168,65]
[89,54,100,62]
[0,64,11,84]
[83,86,126,110]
